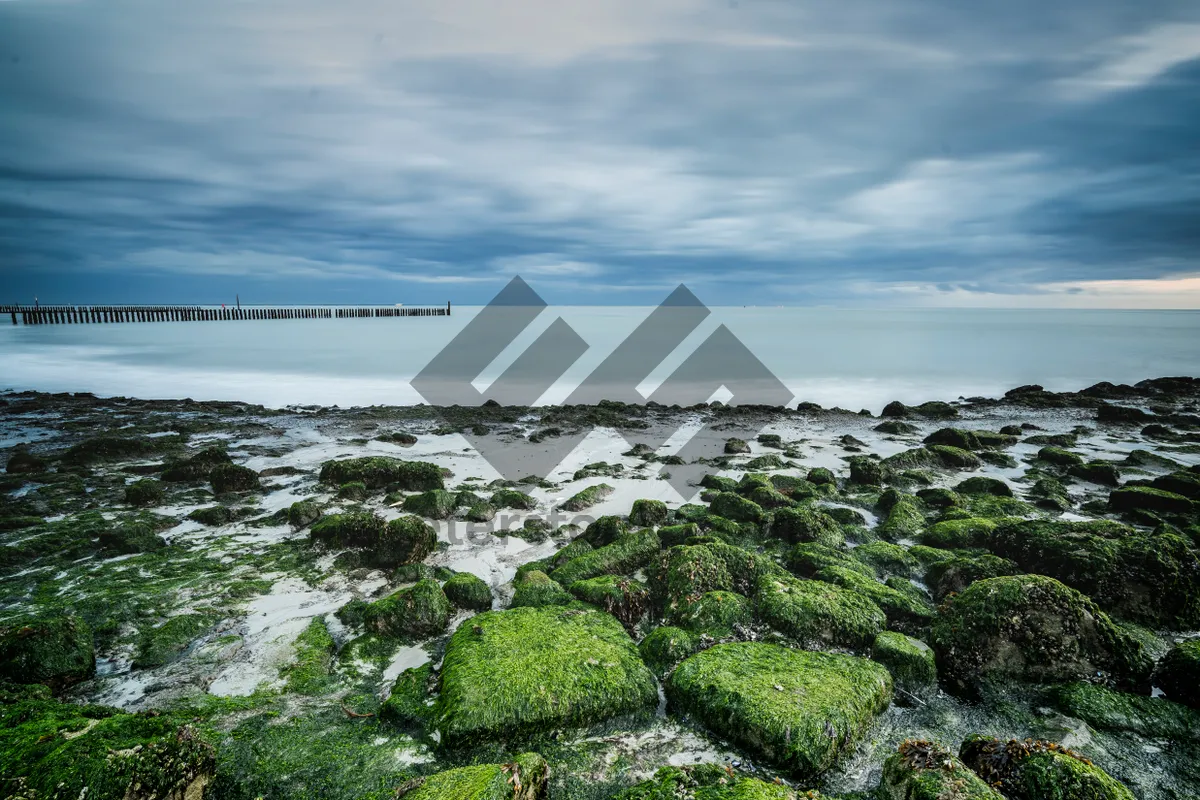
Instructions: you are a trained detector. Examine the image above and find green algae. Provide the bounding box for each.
[133,612,218,669]
[881,739,1003,800]
[319,456,444,491]
[281,616,336,695]
[444,572,493,611]
[1048,681,1200,740]
[871,632,937,697]
[959,735,1135,800]
[550,528,660,587]
[755,573,886,649]
[0,614,95,691]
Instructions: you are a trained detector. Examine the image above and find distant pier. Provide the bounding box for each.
[4,303,451,325]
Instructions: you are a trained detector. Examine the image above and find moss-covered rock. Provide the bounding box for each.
[930,575,1151,696]
[355,579,451,640]
[989,519,1200,628]
[63,434,177,465]
[380,515,438,567]
[807,467,836,486]
[559,483,614,512]
[209,462,260,494]
[881,739,1004,800]
[709,492,764,523]
[954,476,1013,498]
[5,448,46,474]
[1069,461,1121,487]
[319,456,444,490]
[872,632,937,697]
[124,478,164,507]
[671,590,752,637]
[1108,485,1194,516]
[629,498,670,527]
[159,446,230,482]
[915,487,962,508]
[0,687,215,800]
[1039,447,1085,468]
[1153,639,1200,710]
[853,541,920,578]
[785,542,875,579]
[878,495,926,540]
[755,573,886,649]
[287,499,322,528]
[770,506,843,547]
[815,566,935,634]
[848,456,884,486]
[959,735,1135,800]
[186,504,236,527]
[1048,681,1200,740]
[511,571,575,608]
[281,616,335,695]
[563,575,646,629]
[920,517,998,549]
[444,572,493,612]
[666,642,892,779]
[0,614,95,691]
[724,438,751,454]
[380,662,434,728]
[925,553,1020,600]
[491,488,538,511]
[638,626,702,678]
[550,527,660,587]
[402,752,549,800]
[612,763,805,799]
[658,522,702,548]
[433,606,657,747]
[402,488,458,519]
[97,519,167,554]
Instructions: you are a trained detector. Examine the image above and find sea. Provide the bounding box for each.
[2,307,1198,413]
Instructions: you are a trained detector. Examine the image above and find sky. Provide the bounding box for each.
[1,0,1198,307]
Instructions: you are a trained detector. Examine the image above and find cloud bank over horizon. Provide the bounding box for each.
[1,0,1198,307]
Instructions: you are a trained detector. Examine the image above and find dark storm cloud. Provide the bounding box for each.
[0,0,1198,305]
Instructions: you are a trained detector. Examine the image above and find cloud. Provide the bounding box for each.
[0,0,1198,306]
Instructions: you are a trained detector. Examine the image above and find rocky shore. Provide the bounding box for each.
[1,377,1199,799]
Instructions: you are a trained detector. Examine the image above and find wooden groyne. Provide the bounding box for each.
[3,303,451,325]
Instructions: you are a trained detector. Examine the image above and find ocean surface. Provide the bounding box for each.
[1,307,1198,413]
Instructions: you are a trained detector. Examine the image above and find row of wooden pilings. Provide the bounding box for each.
[3,303,452,325]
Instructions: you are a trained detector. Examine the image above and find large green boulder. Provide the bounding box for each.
[629,498,670,527]
[666,642,892,779]
[1049,681,1200,740]
[550,528,660,587]
[881,739,1004,799]
[925,553,1020,600]
[770,506,843,546]
[930,575,1151,696]
[318,457,444,490]
[1154,639,1200,710]
[670,590,751,637]
[814,567,935,633]
[443,572,493,612]
[0,615,95,691]
[755,573,886,649]
[568,575,650,628]
[959,735,1135,800]
[1108,485,1193,516]
[402,489,459,519]
[401,751,549,799]
[872,632,937,698]
[378,515,438,567]
[433,607,657,746]
[356,579,450,639]
[709,492,764,523]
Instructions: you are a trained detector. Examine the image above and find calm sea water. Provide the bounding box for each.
[1,307,1198,413]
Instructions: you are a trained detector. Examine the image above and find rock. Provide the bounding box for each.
[1049,681,1200,740]
[402,488,459,519]
[613,764,802,799]
[924,428,1016,451]
[786,542,875,579]
[568,575,650,628]
[1069,460,1121,487]
[433,607,657,747]
[1152,470,1200,499]
[1038,446,1085,468]
[160,446,232,481]
[357,579,451,639]
[638,626,702,678]
[510,571,574,609]
[337,480,368,500]
[925,553,1020,600]
[852,542,920,579]
[4,448,46,474]
[318,456,444,490]
[848,456,884,486]
[1154,639,1200,710]
[930,575,1151,696]
[915,487,962,508]
[881,739,1004,800]
[492,488,538,510]
[814,566,935,634]
[287,499,322,528]
[558,483,614,512]
[133,612,218,669]
[989,519,1200,628]
[1108,485,1194,516]
[700,474,739,493]
[443,572,493,612]
[1029,476,1072,511]
[550,528,659,587]
[724,438,751,454]
[401,752,549,799]
[709,492,764,523]
[1097,404,1154,424]
[872,632,937,698]
[770,506,843,547]
[124,478,165,507]
[671,590,751,637]
[629,498,669,527]
[380,663,434,728]
[807,467,836,485]
[959,735,1135,800]
[666,642,892,779]
[876,420,919,435]
[755,573,886,649]
[209,463,260,493]
[878,495,925,540]
[954,476,1012,497]
[919,517,999,549]
[0,614,95,691]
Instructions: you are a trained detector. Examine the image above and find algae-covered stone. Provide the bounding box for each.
[785,542,875,579]
[133,613,215,669]
[287,499,322,528]
[1154,639,1200,710]
[724,438,751,454]
[310,510,386,547]
[770,506,843,547]
[814,566,935,634]
[559,483,614,512]
[0,614,95,691]
[319,456,444,490]
[444,572,493,611]
[401,751,549,800]
[639,625,703,678]
[379,515,438,566]
[1070,460,1121,487]
[878,495,925,540]
[380,662,434,727]
[915,487,962,508]
[550,527,660,587]
[1108,485,1194,516]
[807,467,836,485]
[358,579,451,639]
[755,573,886,649]
[710,491,764,523]
[124,478,164,507]
[1039,446,1086,467]
[920,517,998,549]
[1049,681,1200,740]
[568,575,650,628]
[630,498,670,527]
[852,541,920,578]
[872,632,937,697]
[5,448,46,474]
[281,616,335,695]
[97,520,167,554]
[930,575,1151,696]
[848,456,884,486]
[160,445,231,481]
[613,763,805,799]
[0,689,215,800]
[209,462,260,493]
[492,488,539,511]
[402,488,458,519]
[925,553,1020,600]
[881,739,1004,800]
[653,544,736,611]
[433,606,657,746]
[959,735,1135,800]
[671,590,751,637]
[954,476,1013,497]
[666,642,892,779]
[511,571,574,609]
